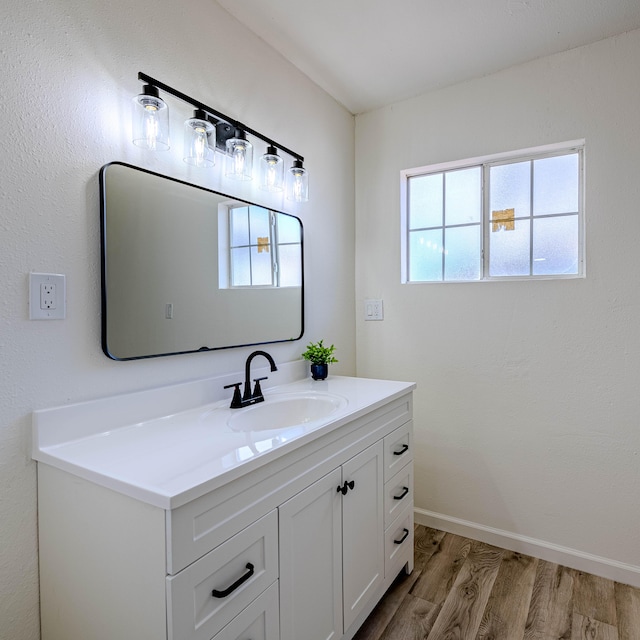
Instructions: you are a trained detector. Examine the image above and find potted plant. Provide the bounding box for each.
[301,340,338,380]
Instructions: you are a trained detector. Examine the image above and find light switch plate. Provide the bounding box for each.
[364,299,384,321]
[29,273,66,320]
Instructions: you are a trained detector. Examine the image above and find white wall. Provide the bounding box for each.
[0,0,355,636]
[356,30,640,580]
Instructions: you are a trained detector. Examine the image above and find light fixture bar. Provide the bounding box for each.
[137,72,304,162]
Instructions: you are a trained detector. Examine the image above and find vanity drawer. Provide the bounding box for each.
[167,510,278,640]
[384,505,414,578]
[211,581,279,640]
[383,421,413,481]
[383,462,413,528]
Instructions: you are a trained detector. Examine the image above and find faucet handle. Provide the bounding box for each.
[252,377,268,402]
[224,382,243,409]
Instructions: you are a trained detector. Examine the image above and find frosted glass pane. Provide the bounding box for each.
[408,173,442,229]
[445,167,481,225]
[490,219,530,277]
[533,215,579,275]
[490,161,530,218]
[444,225,481,281]
[533,153,579,215]
[409,229,443,281]
[279,244,302,286]
[277,214,300,243]
[231,207,249,246]
[251,246,273,286]
[231,247,251,285]
[249,206,271,244]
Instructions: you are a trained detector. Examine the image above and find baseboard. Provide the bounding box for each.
[414,507,640,588]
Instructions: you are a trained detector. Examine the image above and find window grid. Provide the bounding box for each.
[485,152,582,280]
[407,170,483,282]
[404,144,583,283]
[229,206,276,287]
[228,208,302,288]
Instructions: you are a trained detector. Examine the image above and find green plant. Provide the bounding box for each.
[301,339,338,365]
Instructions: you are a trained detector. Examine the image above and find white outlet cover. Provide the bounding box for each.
[29,273,66,320]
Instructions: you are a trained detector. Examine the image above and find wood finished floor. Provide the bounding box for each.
[354,525,640,640]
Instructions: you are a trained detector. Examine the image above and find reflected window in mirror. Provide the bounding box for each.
[219,205,302,289]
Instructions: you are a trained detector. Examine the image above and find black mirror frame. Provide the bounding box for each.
[99,162,304,360]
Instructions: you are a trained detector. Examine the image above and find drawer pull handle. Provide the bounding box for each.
[393,444,409,456]
[394,528,410,545]
[211,563,255,598]
[393,486,409,501]
[337,480,355,495]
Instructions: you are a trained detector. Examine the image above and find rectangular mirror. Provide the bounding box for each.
[99,162,304,360]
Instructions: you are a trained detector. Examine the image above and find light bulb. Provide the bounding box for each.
[142,105,160,149]
[233,146,246,173]
[292,172,304,199]
[194,127,207,159]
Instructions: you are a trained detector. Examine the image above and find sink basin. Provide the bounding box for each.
[228,392,347,432]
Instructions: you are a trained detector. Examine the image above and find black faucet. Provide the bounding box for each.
[224,350,278,409]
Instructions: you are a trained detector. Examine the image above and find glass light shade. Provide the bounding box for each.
[286,160,309,202]
[259,145,284,192]
[183,110,215,167]
[225,130,253,181]
[132,85,169,151]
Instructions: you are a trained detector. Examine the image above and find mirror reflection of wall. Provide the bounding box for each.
[100,163,304,360]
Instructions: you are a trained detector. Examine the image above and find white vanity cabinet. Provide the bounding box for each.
[35,378,414,640]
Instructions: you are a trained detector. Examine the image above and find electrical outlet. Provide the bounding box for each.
[41,284,57,310]
[29,273,66,320]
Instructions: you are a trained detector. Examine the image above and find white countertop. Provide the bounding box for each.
[33,371,415,509]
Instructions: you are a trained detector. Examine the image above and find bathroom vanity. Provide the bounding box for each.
[33,370,415,640]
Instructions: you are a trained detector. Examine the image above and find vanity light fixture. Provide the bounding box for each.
[131,72,309,200]
[225,129,253,180]
[287,159,309,202]
[132,84,169,151]
[260,145,284,192]
[183,109,215,167]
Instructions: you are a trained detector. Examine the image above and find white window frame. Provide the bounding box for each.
[400,140,585,283]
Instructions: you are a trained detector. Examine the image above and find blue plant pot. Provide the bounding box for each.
[310,363,328,380]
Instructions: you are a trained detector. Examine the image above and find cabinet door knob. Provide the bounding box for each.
[393,444,409,456]
[337,480,355,495]
[393,528,410,545]
[393,486,409,501]
[211,562,255,598]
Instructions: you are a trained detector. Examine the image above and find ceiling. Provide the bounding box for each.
[216,0,640,114]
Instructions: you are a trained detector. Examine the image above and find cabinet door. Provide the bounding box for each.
[279,467,343,640]
[341,441,384,631]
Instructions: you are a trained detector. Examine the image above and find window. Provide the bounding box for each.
[221,204,302,288]
[401,141,584,282]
